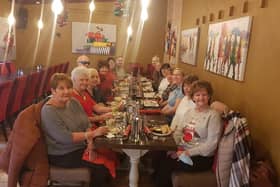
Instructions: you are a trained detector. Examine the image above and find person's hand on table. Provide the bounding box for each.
[117,102,125,111]
[100,112,113,120]
[176,150,190,158]
[167,151,178,159]
[92,126,109,137]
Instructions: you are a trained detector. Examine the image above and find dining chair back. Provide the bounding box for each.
[7,75,28,118]
[44,66,56,94]
[22,72,41,107]
[37,69,47,99]
[6,62,17,74]
[146,63,155,79]
[0,80,14,141]
[0,63,9,76]
[62,61,70,74]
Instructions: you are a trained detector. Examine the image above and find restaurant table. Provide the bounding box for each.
[94,115,177,187]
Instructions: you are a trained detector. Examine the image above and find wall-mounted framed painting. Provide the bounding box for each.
[0,17,16,61]
[164,22,177,65]
[204,16,252,81]
[72,22,116,56]
[180,27,200,65]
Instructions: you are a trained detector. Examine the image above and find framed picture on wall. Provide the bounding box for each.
[0,17,16,61]
[164,22,177,65]
[204,16,252,81]
[180,27,200,65]
[72,22,116,56]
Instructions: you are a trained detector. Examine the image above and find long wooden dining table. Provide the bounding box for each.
[94,114,177,187]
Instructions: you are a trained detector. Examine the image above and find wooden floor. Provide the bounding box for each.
[0,130,156,187]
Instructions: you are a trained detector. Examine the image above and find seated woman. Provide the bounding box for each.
[98,60,116,101]
[158,63,171,96]
[41,73,112,187]
[161,68,185,120]
[158,69,176,106]
[115,56,127,80]
[71,66,121,123]
[170,74,199,143]
[155,80,222,187]
[151,56,163,91]
[107,57,117,77]
[87,68,107,105]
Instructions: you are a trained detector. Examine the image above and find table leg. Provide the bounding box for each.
[123,149,148,187]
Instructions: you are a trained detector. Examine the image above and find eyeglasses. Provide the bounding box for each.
[79,61,90,65]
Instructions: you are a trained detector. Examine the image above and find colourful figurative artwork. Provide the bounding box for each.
[72,22,116,55]
[180,27,199,65]
[0,17,16,61]
[165,22,177,64]
[204,16,252,81]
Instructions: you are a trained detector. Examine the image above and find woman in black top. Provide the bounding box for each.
[87,68,107,104]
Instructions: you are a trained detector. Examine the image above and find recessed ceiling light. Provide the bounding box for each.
[35,1,41,4]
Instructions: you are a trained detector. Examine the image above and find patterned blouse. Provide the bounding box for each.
[161,84,177,101]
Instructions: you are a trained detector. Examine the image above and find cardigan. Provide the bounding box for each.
[0,100,49,187]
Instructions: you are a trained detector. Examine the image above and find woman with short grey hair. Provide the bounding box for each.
[71,66,121,123]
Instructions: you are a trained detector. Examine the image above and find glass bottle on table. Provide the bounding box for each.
[130,101,143,143]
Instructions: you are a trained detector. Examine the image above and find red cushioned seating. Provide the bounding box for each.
[0,80,14,141]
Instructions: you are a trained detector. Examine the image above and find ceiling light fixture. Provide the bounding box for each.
[51,0,64,15]
[141,10,148,21]
[141,0,150,9]
[37,19,44,29]
[89,1,95,12]
[8,13,15,26]
[127,25,132,37]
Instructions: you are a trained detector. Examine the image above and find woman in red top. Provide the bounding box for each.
[107,57,117,77]
[98,60,116,101]
[71,66,120,179]
[71,66,119,122]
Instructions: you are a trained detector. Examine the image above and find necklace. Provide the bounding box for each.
[74,89,86,101]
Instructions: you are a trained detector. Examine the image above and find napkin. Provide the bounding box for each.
[139,109,161,115]
[178,153,193,166]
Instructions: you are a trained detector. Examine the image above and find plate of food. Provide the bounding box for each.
[142,86,153,92]
[143,100,159,108]
[150,124,172,136]
[144,92,155,98]
[142,82,152,87]
[114,96,122,102]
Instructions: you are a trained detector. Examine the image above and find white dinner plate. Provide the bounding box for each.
[151,130,172,137]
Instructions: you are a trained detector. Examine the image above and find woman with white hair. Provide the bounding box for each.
[87,68,106,104]
[71,66,119,122]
